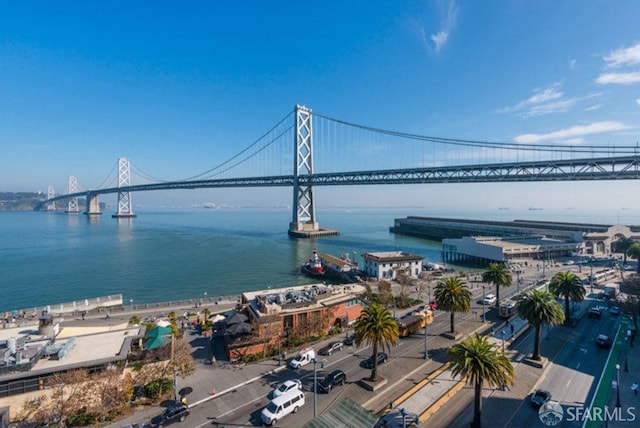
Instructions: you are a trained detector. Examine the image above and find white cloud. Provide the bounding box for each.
[603,43,640,68]
[515,121,629,144]
[429,0,458,53]
[498,83,567,117]
[637,99,640,107]
[596,71,640,85]
[585,104,602,112]
[431,31,449,52]
[569,59,577,69]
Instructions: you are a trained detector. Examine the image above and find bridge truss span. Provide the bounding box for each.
[304,155,640,186]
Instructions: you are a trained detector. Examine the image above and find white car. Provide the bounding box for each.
[482,294,497,305]
[271,379,302,398]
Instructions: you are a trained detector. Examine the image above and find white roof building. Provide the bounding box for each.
[362,251,424,280]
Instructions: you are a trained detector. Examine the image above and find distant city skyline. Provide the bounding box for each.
[1,1,640,210]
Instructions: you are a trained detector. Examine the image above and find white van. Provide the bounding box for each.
[260,390,305,426]
[288,347,315,369]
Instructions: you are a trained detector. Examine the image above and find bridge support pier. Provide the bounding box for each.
[288,105,338,238]
[112,157,137,218]
[84,192,101,216]
[46,186,56,211]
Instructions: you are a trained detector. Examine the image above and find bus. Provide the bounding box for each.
[396,310,433,337]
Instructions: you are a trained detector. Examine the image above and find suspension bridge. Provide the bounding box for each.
[39,105,640,237]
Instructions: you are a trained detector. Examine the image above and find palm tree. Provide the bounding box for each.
[627,243,640,274]
[548,271,586,325]
[516,290,565,361]
[448,334,516,428]
[481,263,513,307]
[353,303,398,381]
[434,277,472,334]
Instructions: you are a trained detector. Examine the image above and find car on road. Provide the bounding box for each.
[150,403,190,427]
[530,389,552,408]
[481,294,497,305]
[317,369,346,393]
[363,352,388,369]
[319,341,344,356]
[343,333,356,346]
[610,306,621,316]
[271,379,302,398]
[374,408,419,428]
[588,307,603,319]
[595,334,612,348]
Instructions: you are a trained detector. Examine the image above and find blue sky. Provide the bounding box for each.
[2,1,640,215]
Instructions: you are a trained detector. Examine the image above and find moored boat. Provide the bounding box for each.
[301,249,326,277]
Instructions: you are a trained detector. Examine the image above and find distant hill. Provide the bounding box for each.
[0,192,46,211]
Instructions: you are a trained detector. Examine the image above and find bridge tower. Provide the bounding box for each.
[288,105,338,238]
[112,157,137,218]
[65,176,80,214]
[46,185,56,211]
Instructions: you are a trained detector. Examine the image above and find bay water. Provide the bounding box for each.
[1,207,636,313]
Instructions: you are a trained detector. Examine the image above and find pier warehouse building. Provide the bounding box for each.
[390,216,640,263]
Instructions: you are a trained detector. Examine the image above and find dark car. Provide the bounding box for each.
[596,334,612,348]
[530,389,552,408]
[150,403,190,427]
[363,352,388,369]
[317,369,346,393]
[343,333,356,346]
[588,307,602,319]
[610,306,621,316]
[319,341,344,356]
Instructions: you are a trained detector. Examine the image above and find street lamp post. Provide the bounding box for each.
[590,257,594,294]
[501,330,506,354]
[400,408,407,428]
[312,358,324,418]
[616,363,621,408]
[424,286,431,360]
[482,286,486,322]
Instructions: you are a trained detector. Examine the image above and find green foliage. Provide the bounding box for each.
[129,315,141,325]
[145,378,173,399]
[516,290,565,360]
[548,271,586,325]
[482,263,513,306]
[132,361,144,372]
[353,303,398,380]
[66,409,100,427]
[434,276,472,333]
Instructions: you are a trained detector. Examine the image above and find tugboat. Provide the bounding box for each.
[301,249,326,277]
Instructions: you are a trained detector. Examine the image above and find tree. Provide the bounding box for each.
[613,237,635,264]
[353,303,398,381]
[481,263,513,307]
[448,334,516,428]
[548,271,586,325]
[627,243,640,274]
[516,290,565,361]
[434,277,472,334]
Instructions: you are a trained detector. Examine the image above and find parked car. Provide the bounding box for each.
[289,347,315,369]
[428,300,438,310]
[589,307,603,319]
[610,306,621,316]
[150,403,190,427]
[317,369,346,393]
[595,334,612,348]
[271,379,302,398]
[319,341,344,356]
[530,389,552,408]
[363,352,388,369]
[481,294,497,305]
